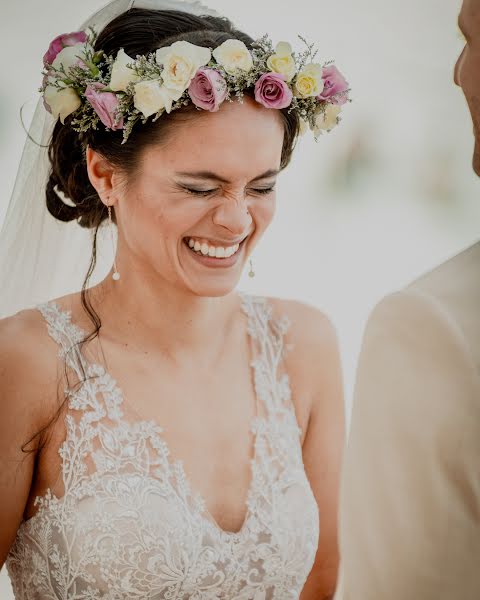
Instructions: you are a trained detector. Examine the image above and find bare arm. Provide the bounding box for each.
[0,312,55,567]
[278,300,345,600]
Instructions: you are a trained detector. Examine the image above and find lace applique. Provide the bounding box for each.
[6,292,319,600]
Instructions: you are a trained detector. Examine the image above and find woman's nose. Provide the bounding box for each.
[212,195,252,235]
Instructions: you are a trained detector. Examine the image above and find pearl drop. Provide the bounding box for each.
[112,272,121,281]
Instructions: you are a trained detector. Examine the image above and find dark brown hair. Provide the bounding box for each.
[46,8,300,230]
[25,7,300,453]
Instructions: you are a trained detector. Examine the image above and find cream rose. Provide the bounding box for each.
[52,43,87,72]
[266,41,296,83]
[212,39,253,75]
[134,80,183,117]
[156,41,211,93]
[44,84,81,124]
[313,104,342,135]
[294,63,324,98]
[110,49,140,92]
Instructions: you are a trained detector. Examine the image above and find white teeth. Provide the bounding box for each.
[224,244,239,258]
[186,238,242,259]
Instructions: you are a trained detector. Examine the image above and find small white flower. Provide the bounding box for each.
[52,43,87,72]
[44,83,81,124]
[313,103,342,135]
[156,41,211,93]
[266,41,296,83]
[294,63,325,98]
[110,49,140,92]
[133,80,182,118]
[212,39,253,75]
[298,118,309,136]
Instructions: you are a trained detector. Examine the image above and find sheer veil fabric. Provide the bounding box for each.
[0,0,221,320]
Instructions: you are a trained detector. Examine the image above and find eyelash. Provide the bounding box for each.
[184,187,276,197]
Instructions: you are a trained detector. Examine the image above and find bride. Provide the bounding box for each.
[0,1,347,598]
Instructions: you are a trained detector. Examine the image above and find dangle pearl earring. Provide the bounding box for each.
[108,205,121,281]
[248,259,255,278]
[245,208,255,278]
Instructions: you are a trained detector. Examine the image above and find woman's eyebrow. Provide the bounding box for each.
[175,169,280,183]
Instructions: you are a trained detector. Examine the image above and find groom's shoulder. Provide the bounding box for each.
[408,242,480,352]
[369,242,480,365]
[407,241,480,305]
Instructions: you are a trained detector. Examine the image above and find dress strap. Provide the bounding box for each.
[36,300,92,382]
[37,301,84,352]
[239,292,294,417]
[37,300,125,428]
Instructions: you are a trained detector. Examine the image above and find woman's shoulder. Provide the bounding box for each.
[0,289,83,345]
[260,294,341,431]
[1,294,86,383]
[0,306,51,357]
[263,294,338,347]
[0,306,64,447]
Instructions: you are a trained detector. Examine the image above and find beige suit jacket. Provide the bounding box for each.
[335,242,480,600]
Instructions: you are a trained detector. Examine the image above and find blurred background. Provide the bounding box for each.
[0,0,477,594]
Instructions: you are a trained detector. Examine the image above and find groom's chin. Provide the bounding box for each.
[472,140,480,177]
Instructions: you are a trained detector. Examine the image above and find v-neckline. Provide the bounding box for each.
[41,291,268,539]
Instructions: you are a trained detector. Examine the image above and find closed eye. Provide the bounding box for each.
[183,187,216,197]
[182,186,276,197]
[249,186,276,195]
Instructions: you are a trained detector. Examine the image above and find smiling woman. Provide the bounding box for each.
[0,1,345,599]
[85,94,285,296]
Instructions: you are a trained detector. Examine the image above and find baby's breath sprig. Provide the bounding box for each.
[295,35,319,72]
[130,53,164,80]
[71,100,100,133]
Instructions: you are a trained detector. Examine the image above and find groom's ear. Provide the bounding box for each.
[86,146,121,206]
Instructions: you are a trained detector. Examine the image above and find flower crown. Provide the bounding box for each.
[40,29,350,143]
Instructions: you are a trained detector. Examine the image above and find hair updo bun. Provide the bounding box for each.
[45,8,300,230]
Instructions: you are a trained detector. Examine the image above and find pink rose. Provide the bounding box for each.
[318,66,349,105]
[85,83,124,130]
[43,31,88,66]
[188,68,227,112]
[254,72,292,110]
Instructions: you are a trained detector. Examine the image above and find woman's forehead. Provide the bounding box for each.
[142,101,285,174]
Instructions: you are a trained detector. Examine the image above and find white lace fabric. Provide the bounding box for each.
[6,292,319,600]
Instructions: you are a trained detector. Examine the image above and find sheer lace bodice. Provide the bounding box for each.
[6,292,319,600]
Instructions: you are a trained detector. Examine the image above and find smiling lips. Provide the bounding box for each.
[186,237,242,259]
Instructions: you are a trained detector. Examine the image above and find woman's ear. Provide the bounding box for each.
[86,146,117,205]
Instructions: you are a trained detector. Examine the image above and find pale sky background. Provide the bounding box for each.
[0,0,478,594]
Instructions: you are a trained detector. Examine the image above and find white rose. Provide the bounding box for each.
[313,104,342,135]
[44,84,81,124]
[294,63,324,98]
[156,41,211,93]
[212,39,253,75]
[110,49,140,92]
[52,43,87,72]
[134,80,183,117]
[266,41,296,83]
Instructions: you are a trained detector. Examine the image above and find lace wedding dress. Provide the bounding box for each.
[6,292,319,600]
